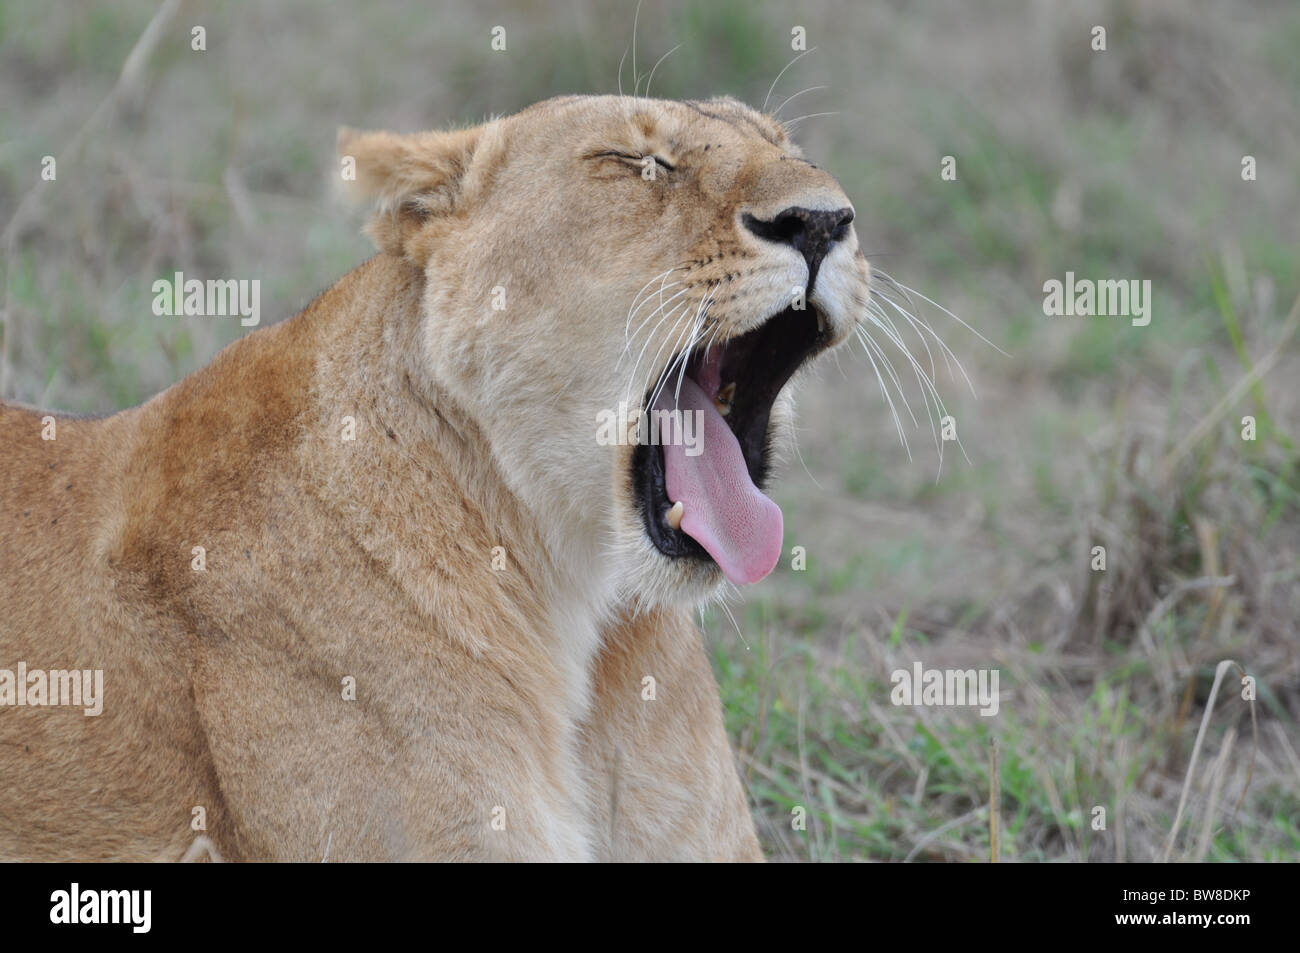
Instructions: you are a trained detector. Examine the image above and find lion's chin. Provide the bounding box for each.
[617,534,728,611]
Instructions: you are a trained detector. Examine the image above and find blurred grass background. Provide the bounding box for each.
[1,0,1297,861]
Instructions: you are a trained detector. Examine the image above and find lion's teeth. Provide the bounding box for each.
[714,382,736,416]
[666,500,684,530]
[817,311,826,334]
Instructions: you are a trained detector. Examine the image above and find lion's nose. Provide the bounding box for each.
[742,205,854,288]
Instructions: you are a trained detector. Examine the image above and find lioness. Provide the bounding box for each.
[0,95,868,861]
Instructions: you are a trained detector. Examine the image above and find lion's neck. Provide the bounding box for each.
[298,254,614,714]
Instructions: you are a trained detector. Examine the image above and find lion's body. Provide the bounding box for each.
[0,255,758,860]
[0,94,866,861]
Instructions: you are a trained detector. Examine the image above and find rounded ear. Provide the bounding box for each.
[337,124,482,263]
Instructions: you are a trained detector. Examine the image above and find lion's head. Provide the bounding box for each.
[339,94,869,608]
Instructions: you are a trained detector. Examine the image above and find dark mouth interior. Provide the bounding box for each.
[633,305,826,561]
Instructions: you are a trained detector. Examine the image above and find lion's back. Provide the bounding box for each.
[0,402,222,861]
[0,403,123,613]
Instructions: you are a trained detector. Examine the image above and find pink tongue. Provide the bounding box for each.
[655,377,783,585]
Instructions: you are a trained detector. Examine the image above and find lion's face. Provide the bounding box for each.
[342,95,869,607]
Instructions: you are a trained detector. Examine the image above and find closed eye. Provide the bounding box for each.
[588,150,676,172]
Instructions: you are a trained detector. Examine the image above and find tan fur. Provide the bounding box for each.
[0,95,867,861]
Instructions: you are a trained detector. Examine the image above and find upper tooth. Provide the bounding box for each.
[714,382,736,415]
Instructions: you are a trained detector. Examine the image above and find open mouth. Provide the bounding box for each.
[632,303,827,585]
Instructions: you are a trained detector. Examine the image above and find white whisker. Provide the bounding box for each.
[772,85,828,119]
[762,47,816,113]
[670,318,704,407]
[871,284,975,397]
[625,267,680,341]
[862,301,974,475]
[624,279,691,349]
[627,301,691,398]
[650,290,711,413]
[865,298,947,440]
[627,265,679,316]
[639,303,697,408]
[856,319,921,438]
[878,271,1009,358]
[647,309,699,412]
[623,284,690,360]
[717,597,750,652]
[780,111,839,130]
[701,315,726,363]
[870,287,938,387]
[875,285,957,382]
[644,43,681,99]
[853,325,911,460]
[787,413,825,491]
[631,0,643,96]
[671,290,716,406]
[844,264,989,471]
[863,302,948,458]
[858,314,920,429]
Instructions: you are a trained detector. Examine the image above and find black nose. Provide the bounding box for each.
[742,205,854,288]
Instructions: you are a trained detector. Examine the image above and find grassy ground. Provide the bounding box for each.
[2,0,1297,861]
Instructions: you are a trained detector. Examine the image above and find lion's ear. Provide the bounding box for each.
[337,125,481,263]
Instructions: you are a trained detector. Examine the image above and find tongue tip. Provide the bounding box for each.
[721,553,780,586]
[686,504,784,586]
[723,533,783,585]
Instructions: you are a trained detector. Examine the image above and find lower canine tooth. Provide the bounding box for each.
[666,500,684,530]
